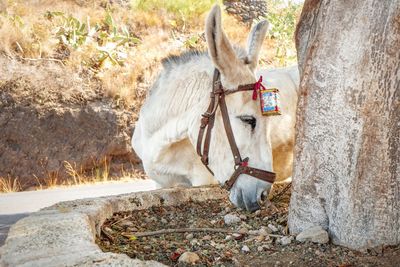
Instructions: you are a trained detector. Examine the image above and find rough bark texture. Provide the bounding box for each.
[289,0,400,250]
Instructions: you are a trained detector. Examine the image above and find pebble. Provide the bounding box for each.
[225,235,233,241]
[254,210,261,216]
[202,235,212,241]
[296,226,329,244]
[257,244,270,252]
[279,236,293,246]
[190,239,198,246]
[238,227,248,234]
[143,245,152,252]
[241,245,250,253]
[224,214,241,225]
[120,221,134,228]
[248,230,259,235]
[178,252,200,264]
[239,214,247,220]
[258,228,270,236]
[255,235,265,242]
[268,224,278,233]
[232,233,245,240]
[160,218,168,224]
[315,249,322,256]
[185,233,194,240]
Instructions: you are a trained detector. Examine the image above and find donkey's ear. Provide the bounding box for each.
[246,20,269,71]
[205,5,239,76]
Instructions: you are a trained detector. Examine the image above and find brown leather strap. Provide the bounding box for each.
[197,69,276,190]
[219,88,242,166]
[224,165,276,191]
[225,84,255,95]
[197,70,220,172]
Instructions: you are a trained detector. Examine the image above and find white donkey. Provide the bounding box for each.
[257,66,299,182]
[132,5,299,211]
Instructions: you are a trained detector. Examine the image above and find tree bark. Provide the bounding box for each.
[289,0,400,250]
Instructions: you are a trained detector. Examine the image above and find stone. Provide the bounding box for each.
[279,236,293,246]
[255,235,265,242]
[185,233,194,240]
[239,214,247,220]
[224,214,241,225]
[160,218,168,224]
[296,226,329,244]
[268,224,279,233]
[238,227,248,234]
[120,221,134,228]
[241,245,250,253]
[259,227,270,236]
[202,235,212,241]
[178,252,200,265]
[0,186,227,266]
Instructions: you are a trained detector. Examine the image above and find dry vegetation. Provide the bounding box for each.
[0,0,302,192]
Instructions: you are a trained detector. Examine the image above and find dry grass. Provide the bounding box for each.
[0,177,22,193]
[0,0,301,109]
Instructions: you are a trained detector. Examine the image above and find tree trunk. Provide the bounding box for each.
[289,0,400,250]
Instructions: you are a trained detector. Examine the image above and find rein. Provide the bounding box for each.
[196,69,276,191]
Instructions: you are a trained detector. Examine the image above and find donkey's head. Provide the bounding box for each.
[204,6,272,211]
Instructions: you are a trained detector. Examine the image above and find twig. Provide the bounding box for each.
[123,228,284,238]
[101,227,115,242]
[110,215,132,227]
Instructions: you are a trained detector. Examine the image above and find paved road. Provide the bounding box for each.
[0,179,157,246]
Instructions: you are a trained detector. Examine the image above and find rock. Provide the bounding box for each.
[202,235,211,241]
[279,236,293,246]
[160,218,168,224]
[0,58,140,188]
[225,235,233,241]
[268,224,279,233]
[178,252,200,264]
[248,230,259,235]
[238,227,248,234]
[239,214,247,220]
[257,244,270,252]
[241,245,250,253]
[224,214,241,225]
[120,221,134,228]
[223,0,267,25]
[259,227,270,236]
[296,226,329,244]
[232,233,245,240]
[255,235,265,242]
[185,233,194,240]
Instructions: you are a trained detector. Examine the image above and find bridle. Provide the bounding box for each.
[197,69,276,191]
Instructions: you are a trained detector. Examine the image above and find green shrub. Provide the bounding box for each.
[264,0,302,66]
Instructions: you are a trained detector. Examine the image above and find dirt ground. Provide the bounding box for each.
[97,184,400,267]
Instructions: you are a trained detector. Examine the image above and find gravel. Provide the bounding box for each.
[97,183,400,266]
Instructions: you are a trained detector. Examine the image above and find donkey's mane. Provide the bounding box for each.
[161,50,208,69]
[161,46,248,70]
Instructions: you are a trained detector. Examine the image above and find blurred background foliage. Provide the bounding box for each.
[0,0,302,106]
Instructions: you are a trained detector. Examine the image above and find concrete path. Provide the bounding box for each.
[0,179,157,246]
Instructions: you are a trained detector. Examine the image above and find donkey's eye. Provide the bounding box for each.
[238,115,256,131]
